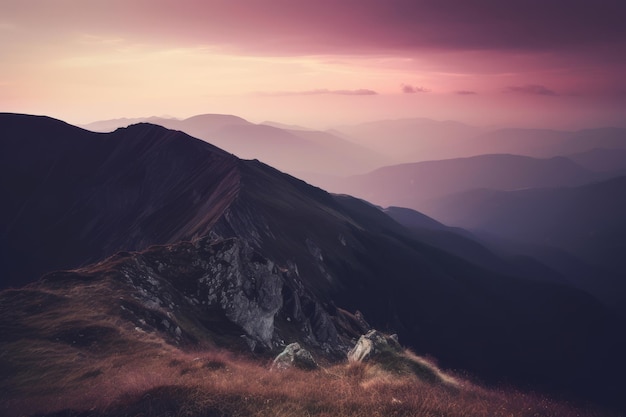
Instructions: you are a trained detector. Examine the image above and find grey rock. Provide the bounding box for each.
[281,285,340,348]
[347,329,402,363]
[119,237,284,349]
[95,233,352,354]
[271,342,318,371]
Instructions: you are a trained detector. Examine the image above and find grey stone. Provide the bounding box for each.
[347,329,402,363]
[119,237,284,349]
[271,342,318,371]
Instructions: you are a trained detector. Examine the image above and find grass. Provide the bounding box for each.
[0,276,620,417]
[1,337,616,417]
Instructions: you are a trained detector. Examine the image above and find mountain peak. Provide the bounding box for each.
[183,113,251,126]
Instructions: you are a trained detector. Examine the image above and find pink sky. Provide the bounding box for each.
[1,0,625,129]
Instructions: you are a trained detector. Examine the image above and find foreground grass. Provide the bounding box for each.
[0,282,619,417]
[0,339,616,417]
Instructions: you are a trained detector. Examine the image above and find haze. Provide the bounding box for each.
[1,0,625,129]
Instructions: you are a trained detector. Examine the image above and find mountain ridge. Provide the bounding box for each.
[82,113,388,179]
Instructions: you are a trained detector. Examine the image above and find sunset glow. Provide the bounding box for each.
[1,0,624,128]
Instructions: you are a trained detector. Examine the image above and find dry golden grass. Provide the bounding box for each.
[0,280,618,417]
[1,336,616,417]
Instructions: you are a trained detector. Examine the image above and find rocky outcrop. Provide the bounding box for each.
[271,343,318,371]
[280,283,340,351]
[348,330,402,363]
[117,237,284,349]
[49,234,353,355]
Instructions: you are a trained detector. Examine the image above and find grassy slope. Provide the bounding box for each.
[0,275,617,417]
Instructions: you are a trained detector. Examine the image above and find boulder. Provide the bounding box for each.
[271,342,318,371]
[347,330,402,363]
[347,330,455,385]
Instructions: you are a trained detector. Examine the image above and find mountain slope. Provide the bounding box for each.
[566,148,626,172]
[383,206,531,277]
[322,153,607,210]
[419,177,626,316]
[335,120,626,164]
[2,113,626,409]
[467,127,626,159]
[1,264,607,417]
[421,176,626,275]
[1,114,239,289]
[334,117,486,162]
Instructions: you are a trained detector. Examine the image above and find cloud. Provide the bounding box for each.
[259,88,378,96]
[107,2,626,56]
[507,84,557,96]
[326,89,378,96]
[455,90,477,95]
[4,1,626,66]
[402,84,430,94]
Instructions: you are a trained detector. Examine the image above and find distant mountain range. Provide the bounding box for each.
[333,119,626,164]
[83,116,626,190]
[323,151,626,316]
[422,176,626,278]
[81,114,388,180]
[4,113,626,409]
[321,153,620,209]
[332,118,488,162]
[565,148,626,172]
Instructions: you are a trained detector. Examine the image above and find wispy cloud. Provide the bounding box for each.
[402,84,430,94]
[455,90,477,95]
[258,88,378,96]
[507,84,557,96]
[77,34,126,46]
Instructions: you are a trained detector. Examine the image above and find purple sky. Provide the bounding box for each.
[1,0,625,128]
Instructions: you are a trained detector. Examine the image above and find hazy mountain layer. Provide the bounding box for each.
[416,176,626,320]
[335,119,626,164]
[421,176,626,276]
[566,148,626,172]
[320,153,615,210]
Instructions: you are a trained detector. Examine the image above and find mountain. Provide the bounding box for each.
[419,177,626,309]
[79,116,183,132]
[421,176,626,270]
[2,114,626,410]
[261,120,315,131]
[566,148,626,172]
[0,254,609,417]
[464,128,572,157]
[384,206,531,277]
[82,114,388,179]
[561,128,626,155]
[468,127,626,159]
[333,117,487,162]
[321,153,609,211]
[334,119,626,164]
[1,114,239,289]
